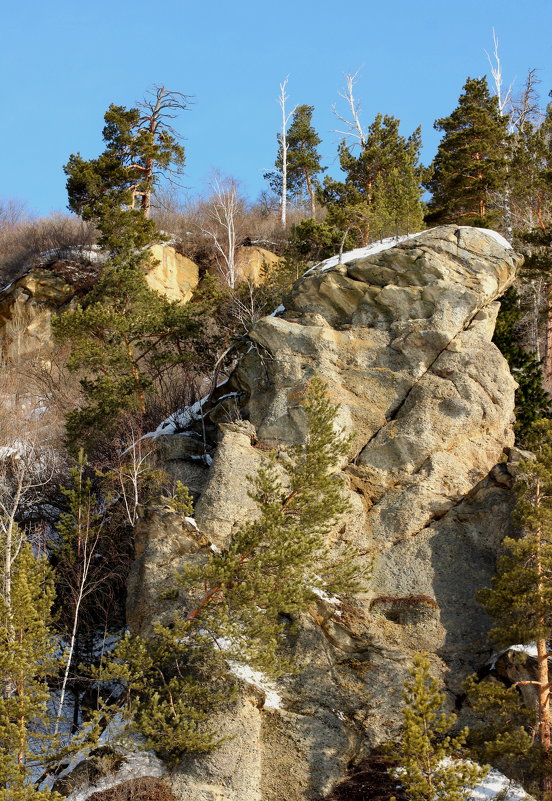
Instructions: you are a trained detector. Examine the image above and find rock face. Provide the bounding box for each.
[234,245,282,284]
[130,227,523,801]
[0,244,199,361]
[146,244,199,302]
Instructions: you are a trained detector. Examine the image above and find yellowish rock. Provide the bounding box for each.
[234,246,281,285]
[146,245,199,303]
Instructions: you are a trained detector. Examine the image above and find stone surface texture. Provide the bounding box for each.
[0,245,199,361]
[146,244,199,302]
[234,245,282,284]
[125,227,522,800]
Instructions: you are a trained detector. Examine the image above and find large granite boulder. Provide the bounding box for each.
[128,226,522,801]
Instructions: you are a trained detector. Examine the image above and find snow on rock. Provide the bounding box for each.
[68,751,167,801]
[309,585,340,605]
[270,304,286,317]
[305,227,512,277]
[470,767,533,801]
[143,383,239,442]
[509,643,539,658]
[488,642,541,669]
[146,396,209,438]
[210,635,283,710]
[474,228,512,250]
[227,661,283,710]
[305,231,427,275]
[185,516,199,530]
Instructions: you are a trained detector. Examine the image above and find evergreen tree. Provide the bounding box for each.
[0,530,61,800]
[509,91,552,232]
[294,114,424,258]
[52,251,202,447]
[96,377,363,760]
[265,105,324,218]
[58,89,206,447]
[426,77,509,228]
[476,419,552,796]
[493,287,551,444]
[390,654,485,801]
[64,87,189,251]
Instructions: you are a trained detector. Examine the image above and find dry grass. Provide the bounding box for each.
[0,209,97,286]
[87,777,178,801]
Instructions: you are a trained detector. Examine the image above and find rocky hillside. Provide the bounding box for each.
[113,226,523,801]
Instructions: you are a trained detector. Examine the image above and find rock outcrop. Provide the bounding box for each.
[129,226,522,801]
[0,244,200,361]
[234,245,282,284]
[146,244,199,302]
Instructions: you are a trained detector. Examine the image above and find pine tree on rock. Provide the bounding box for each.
[492,287,551,444]
[97,378,363,760]
[265,105,324,218]
[52,251,202,447]
[57,87,203,447]
[390,653,485,801]
[294,114,424,258]
[426,77,508,228]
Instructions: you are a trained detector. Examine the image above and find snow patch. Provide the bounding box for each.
[305,231,427,276]
[270,304,286,317]
[210,635,283,710]
[473,227,513,250]
[470,767,532,801]
[185,516,199,530]
[304,226,512,278]
[309,585,340,605]
[488,642,542,669]
[509,643,539,658]
[227,661,283,710]
[67,751,166,801]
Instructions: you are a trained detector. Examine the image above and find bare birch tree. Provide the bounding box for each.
[331,70,368,148]
[199,173,244,288]
[486,29,515,242]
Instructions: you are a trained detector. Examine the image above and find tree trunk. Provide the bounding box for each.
[535,485,552,798]
[305,170,316,218]
[544,285,552,394]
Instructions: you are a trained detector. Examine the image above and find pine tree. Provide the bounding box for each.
[294,114,424,258]
[65,86,190,251]
[426,77,509,228]
[492,287,551,444]
[0,530,62,800]
[265,105,324,218]
[390,654,485,801]
[96,377,364,760]
[58,89,206,446]
[477,419,552,796]
[52,251,202,447]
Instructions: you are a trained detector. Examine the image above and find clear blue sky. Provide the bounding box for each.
[2,0,551,216]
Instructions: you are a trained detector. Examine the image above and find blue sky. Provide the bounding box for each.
[2,0,551,216]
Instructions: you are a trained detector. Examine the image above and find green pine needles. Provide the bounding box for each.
[390,654,486,801]
[0,530,62,800]
[98,376,363,760]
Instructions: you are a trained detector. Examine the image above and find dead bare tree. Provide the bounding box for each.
[133,85,192,218]
[199,173,245,288]
[486,30,515,242]
[332,70,368,148]
[278,78,296,229]
[486,30,514,119]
